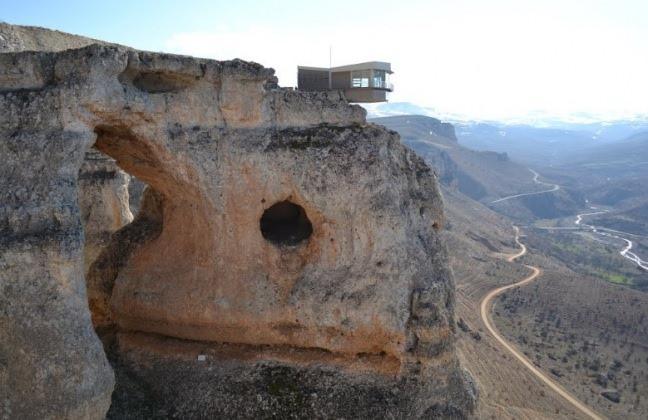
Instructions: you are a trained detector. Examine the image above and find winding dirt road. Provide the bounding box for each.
[480,226,604,420]
[491,169,560,204]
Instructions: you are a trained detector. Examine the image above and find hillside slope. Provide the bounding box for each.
[374,114,647,417]
[371,115,583,220]
[367,116,589,416]
[569,131,648,180]
[440,188,589,418]
[372,116,537,200]
[455,121,648,166]
[539,131,648,237]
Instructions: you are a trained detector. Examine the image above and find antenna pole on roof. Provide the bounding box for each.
[328,45,332,89]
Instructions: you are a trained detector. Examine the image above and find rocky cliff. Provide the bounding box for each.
[0,22,107,53]
[0,24,474,419]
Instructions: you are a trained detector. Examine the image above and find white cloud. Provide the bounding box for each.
[164,1,648,122]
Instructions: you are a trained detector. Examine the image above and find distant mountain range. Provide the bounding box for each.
[370,115,583,219]
[363,101,648,128]
[455,122,648,166]
[364,102,648,166]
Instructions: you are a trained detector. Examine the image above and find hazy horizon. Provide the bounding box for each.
[3,0,647,122]
[363,101,648,126]
[3,5,648,418]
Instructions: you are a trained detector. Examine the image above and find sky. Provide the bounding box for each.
[2,0,648,122]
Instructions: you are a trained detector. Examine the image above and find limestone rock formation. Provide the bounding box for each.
[1,24,475,418]
[79,149,133,276]
[0,21,105,53]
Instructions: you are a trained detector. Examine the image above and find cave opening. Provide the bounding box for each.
[78,147,151,331]
[77,126,165,335]
[260,200,313,246]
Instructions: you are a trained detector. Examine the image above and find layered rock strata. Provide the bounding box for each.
[0,31,474,418]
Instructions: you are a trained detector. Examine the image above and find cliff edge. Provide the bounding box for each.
[0,24,475,419]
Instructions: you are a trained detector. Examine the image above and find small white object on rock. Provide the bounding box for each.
[197,354,207,362]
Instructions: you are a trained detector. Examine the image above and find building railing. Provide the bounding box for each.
[372,80,394,91]
[349,80,394,91]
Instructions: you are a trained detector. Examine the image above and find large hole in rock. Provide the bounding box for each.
[78,127,164,334]
[78,147,140,275]
[260,200,313,246]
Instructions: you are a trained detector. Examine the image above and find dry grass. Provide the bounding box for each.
[443,189,584,418]
[492,256,648,419]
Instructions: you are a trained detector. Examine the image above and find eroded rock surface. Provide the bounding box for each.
[1,25,474,419]
[0,21,107,53]
[79,149,133,275]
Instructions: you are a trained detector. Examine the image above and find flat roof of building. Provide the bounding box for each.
[298,61,392,73]
[297,65,329,72]
[331,61,392,73]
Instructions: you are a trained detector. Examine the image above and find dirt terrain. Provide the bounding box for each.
[447,188,648,419]
[480,227,602,419]
[441,189,583,418]
[493,250,648,419]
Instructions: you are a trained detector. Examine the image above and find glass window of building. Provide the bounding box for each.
[351,70,370,88]
[372,70,386,88]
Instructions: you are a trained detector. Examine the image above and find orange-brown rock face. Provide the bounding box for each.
[1,39,475,418]
[107,123,448,360]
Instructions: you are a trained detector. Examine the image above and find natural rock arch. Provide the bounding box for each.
[0,42,474,419]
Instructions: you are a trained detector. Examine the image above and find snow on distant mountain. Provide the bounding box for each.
[363,102,648,129]
[365,102,648,166]
[363,102,437,118]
